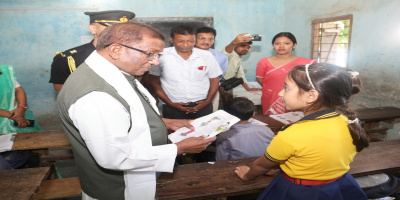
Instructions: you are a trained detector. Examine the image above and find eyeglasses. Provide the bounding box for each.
[197,37,215,42]
[104,43,162,60]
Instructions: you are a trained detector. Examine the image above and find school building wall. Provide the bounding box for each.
[1,0,399,120]
[0,0,284,118]
[284,0,400,108]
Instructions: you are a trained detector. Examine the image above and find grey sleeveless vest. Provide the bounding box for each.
[57,63,129,200]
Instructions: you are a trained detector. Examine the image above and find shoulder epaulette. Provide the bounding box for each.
[54,49,78,73]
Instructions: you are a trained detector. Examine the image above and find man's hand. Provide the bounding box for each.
[232,33,253,45]
[162,118,194,131]
[170,102,192,113]
[246,88,261,91]
[176,136,216,154]
[191,100,211,114]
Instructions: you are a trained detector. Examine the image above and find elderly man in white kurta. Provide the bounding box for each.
[57,22,215,200]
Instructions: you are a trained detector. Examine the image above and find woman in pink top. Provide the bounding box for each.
[256,32,316,115]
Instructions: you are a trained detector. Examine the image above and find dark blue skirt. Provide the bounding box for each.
[257,172,367,200]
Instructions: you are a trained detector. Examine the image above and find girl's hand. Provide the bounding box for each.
[235,166,251,181]
[266,169,280,176]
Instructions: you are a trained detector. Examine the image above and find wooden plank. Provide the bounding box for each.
[349,139,400,177]
[0,167,51,200]
[34,177,81,200]
[156,139,400,200]
[12,130,70,151]
[355,106,400,122]
[33,140,399,200]
[156,158,272,200]
[32,149,74,166]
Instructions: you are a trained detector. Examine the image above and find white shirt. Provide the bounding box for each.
[150,47,222,103]
[70,52,177,200]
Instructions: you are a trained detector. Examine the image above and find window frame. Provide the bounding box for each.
[310,14,353,68]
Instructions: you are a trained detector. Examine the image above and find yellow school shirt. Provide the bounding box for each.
[266,110,357,180]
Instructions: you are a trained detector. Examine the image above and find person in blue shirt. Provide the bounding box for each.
[216,97,274,161]
[195,27,228,111]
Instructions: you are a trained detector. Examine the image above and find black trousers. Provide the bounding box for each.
[162,104,213,119]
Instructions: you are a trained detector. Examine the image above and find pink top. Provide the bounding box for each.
[256,57,316,115]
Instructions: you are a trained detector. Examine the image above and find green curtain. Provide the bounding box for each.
[0,65,42,134]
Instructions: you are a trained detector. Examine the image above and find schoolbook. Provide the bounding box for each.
[168,110,240,143]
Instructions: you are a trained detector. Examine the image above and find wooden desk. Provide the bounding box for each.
[11,130,70,151]
[156,139,400,200]
[252,115,285,133]
[0,167,51,200]
[355,106,400,122]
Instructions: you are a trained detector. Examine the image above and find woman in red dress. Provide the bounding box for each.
[256,32,316,115]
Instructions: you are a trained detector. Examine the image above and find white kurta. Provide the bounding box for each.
[69,52,177,200]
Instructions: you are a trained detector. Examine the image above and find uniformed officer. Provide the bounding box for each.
[49,10,135,93]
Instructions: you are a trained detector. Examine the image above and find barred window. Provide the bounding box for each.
[311,15,352,68]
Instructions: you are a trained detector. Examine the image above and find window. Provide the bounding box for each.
[311,15,352,68]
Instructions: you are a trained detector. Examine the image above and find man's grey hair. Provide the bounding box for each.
[96,22,165,50]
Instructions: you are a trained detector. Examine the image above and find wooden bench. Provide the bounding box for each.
[354,107,400,140]
[34,139,400,200]
[354,106,400,123]
[0,167,52,200]
[11,129,74,167]
[12,130,70,151]
[34,177,81,200]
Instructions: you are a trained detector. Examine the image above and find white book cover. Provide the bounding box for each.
[168,110,240,143]
[269,111,304,125]
[0,133,16,153]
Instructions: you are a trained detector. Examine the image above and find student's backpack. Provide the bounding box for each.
[355,173,400,199]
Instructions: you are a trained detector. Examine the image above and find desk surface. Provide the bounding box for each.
[156,139,400,200]
[355,106,400,122]
[0,167,51,200]
[12,130,70,151]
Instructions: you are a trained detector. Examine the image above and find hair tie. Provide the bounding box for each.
[348,71,359,78]
[347,118,359,124]
[305,64,315,90]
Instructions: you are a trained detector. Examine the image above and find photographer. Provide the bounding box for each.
[220,33,260,102]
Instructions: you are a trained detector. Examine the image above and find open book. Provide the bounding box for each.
[168,110,240,143]
[269,111,304,125]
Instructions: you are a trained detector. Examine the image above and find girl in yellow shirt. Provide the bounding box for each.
[235,63,369,200]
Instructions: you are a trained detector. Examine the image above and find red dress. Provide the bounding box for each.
[256,57,316,115]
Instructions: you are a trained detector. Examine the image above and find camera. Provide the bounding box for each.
[249,34,262,41]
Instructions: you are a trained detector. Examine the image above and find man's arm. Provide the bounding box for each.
[69,92,215,172]
[225,33,253,53]
[242,83,260,91]
[53,84,63,93]
[193,77,219,112]
[49,54,70,93]
[148,75,191,113]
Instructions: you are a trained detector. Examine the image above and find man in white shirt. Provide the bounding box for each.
[57,22,215,200]
[149,25,222,119]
